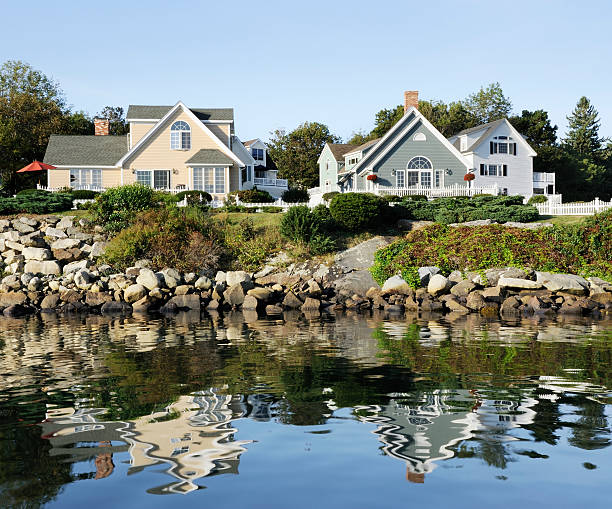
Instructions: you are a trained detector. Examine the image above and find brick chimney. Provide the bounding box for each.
[94,117,110,136]
[404,90,419,113]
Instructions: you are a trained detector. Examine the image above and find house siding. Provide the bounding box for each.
[130,122,155,147]
[466,122,534,197]
[207,124,231,147]
[48,168,122,189]
[318,145,339,191]
[372,121,468,188]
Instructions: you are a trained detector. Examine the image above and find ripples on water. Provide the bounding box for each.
[0,311,611,508]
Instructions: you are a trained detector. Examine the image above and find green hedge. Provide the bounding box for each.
[91,184,156,232]
[528,194,548,204]
[329,192,387,231]
[235,188,275,203]
[282,188,309,203]
[71,189,100,200]
[0,191,73,215]
[175,190,213,203]
[322,191,340,202]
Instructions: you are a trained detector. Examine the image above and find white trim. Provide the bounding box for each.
[186,163,228,167]
[53,165,119,169]
[127,118,159,123]
[117,101,244,167]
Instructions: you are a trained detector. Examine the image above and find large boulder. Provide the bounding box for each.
[101,301,132,314]
[242,295,259,310]
[282,292,303,309]
[160,268,182,289]
[536,272,588,295]
[136,269,162,290]
[194,276,212,290]
[74,269,95,290]
[428,274,450,296]
[167,294,201,311]
[0,291,28,307]
[498,277,543,290]
[450,280,476,297]
[418,266,440,286]
[334,236,389,272]
[85,291,113,307]
[45,227,67,239]
[226,271,252,287]
[247,287,272,301]
[24,260,61,276]
[50,238,81,250]
[63,259,91,275]
[334,270,380,295]
[40,293,61,310]
[382,275,412,294]
[225,284,246,307]
[124,284,148,303]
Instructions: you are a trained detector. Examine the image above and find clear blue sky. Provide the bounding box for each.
[1,0,611,143]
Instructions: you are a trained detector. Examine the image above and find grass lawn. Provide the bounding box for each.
[535,215,589,226]
[211,211,282,229]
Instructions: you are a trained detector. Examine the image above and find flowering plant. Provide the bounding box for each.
[366,174,377,181]
[463,173,475,182]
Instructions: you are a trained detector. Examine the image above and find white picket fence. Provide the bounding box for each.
[535,197,612,216]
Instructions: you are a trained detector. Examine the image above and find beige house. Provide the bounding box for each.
[42,101,289,200]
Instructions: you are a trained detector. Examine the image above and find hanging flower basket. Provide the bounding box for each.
[463,173,475,182]
[366,174,377,181]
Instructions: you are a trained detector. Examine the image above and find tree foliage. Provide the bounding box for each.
[268,121,340,189]
[464,82,512,124]
[564,96,606,156]
[98,105,129,135]
[509,109,558,148]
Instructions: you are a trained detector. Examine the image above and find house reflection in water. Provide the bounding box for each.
[356,389,538,483]
[41,390,252,494]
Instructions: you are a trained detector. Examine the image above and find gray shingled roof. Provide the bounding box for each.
[43,135,127,166]
[344,138,381,155]
[451,119,506,153]
[328,143,357,161]
[126,105,234,121]
[184,149,235,165]
[453,118,505,137]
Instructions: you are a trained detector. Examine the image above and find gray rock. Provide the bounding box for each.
[27,276,42,291]
[22,247,52,261]
[167,294,200,311]
[334,270,380,295]
[500,296,522,314]
[160,268,182,288]
[265,304,283,315]
[50,238,81,250]
[428,274,450,296]
[3,304,32,317]
[18,216,38,227]
[63,259,91,275]
[174,285,192,296]
[101,301,132,314]
[282,292,303,309]
[225,271,252,287]
[74,269,94,290]
[85,291,113,307]
[503,222,552,229]
[215,271,227,283]
[500,267,530,280]
[242,295,259,310]
[40,293,61,310]
[56,217,74,229]
[498,276,543,289]
[194,276,212,290]
[0,291,27,307]
[334,236,390,272]
[2,274,22,290]
[132,295,155,312]
[225,284,246,307]
[301,297,321,311]
[536,272,588,295]
[24,260,61,275]
[45,227,68,239]
[12,222,35,234]
[448,270,464,283]
[418,266,440,285]
[254,265,276,279]
[450,280,476,297]
[136,269,162,290]
[247,287,272,301]
[89,241,106,258]
[588,277,612,294]
[466,291,486,311]
[134,259,152,269]
[124,284,148,303]
[450,219,494,227]
[444,297,470,313]
[382,275,412,294]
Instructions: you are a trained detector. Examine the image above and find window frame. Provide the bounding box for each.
[69,168,102,189]
[170,120,191,150]
[135,169,170,189]
[192,166,227,194]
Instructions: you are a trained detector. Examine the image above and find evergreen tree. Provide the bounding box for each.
[564,96,606,156]
[464,82,512,124]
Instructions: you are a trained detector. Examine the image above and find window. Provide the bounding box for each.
[135,170,170,189]
[252,148,264,160]
[414,133,426,141]
[498,143,508,154]
[479,164,507,177]
[396,169,405,188]
[492,136,517,155]
[460,136,467,151]
[193,167,226,193]
[489,165,498,176]
[69,169,102,189]
[406,156,433,188]
[170,121,191,150]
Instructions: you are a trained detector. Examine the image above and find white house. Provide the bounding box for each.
[242,138,288,198]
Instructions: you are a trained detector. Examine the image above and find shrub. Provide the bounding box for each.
[528,195,548,204]
[0,191,73,215]
[311,204,336,232]
[329,192,384,231]
[381,194,402,203]
[175,190,213,203]
[308,234,336,255]
[91,184,156,232]
[236,187,275,203]
[71,189,100,200]
[402,194,428,202]
[282,188,309,203]
[322,191,340,202]
[261,206,283,213]
[16,188,47,196]
[102,207,223,272]
[280,205,320,243]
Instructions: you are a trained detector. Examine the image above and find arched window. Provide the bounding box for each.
[413,132,426,142]
[406,156,433,187]
[170,120,191,150]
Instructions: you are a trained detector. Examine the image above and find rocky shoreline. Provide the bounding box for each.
[0,217,611,319]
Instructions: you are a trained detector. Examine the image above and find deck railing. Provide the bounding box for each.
[253,177,288,188]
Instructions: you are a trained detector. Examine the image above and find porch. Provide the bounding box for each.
[533,172,556,195]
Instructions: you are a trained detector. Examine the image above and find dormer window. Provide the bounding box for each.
[252,148,264,161]
[460,136,467,151]
[170,121,191,150]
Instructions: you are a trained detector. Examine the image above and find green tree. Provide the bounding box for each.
[509,109,557,148]
[371,105,404,139]
[0,60,68,192]
[98,105,129,135]
[464,82,512,124]
[564,96,606,156]
[347,130,372,146]
[62,110,94,135]
[268,122,340,189]
[418,99,478,136]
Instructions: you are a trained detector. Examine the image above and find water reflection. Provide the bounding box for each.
[0,311,611,506]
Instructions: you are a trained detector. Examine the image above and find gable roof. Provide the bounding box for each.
[127,105,234,121]
[43,135,127,166]
[185,149,236,166]
[328,143,358,161]
[242,138,257,146]
[350,107,469,177]
[118,101,244,167]
[449,118,537,156]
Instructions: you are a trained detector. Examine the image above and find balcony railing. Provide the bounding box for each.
[253,177,288,188]
[533,172,555,183]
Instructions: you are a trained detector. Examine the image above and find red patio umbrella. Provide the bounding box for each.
[16,160,56,173]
